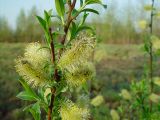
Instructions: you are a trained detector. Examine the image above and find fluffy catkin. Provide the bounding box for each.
[58,35,96,70]
[15,58,48,87]
[60,100,90,120]
[58,34,96,87]
[64,62,95,86]
[15,43,51,87]
[24,42,51,70]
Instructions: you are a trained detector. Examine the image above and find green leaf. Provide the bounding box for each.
[44,10,52,24]
[81,8,99,14]
[80,0,83,7]
[63,0,67,4]
[44,31,50,45]
[29,102,41,120]
[103,4,107,9]
[55,43,65,49]
[79,12,89,27]
[23,104,34,111]
[82,82,89,94]
[32,102,41,114]
[56,84,68,95]
[85,0,107,8]
[72,9,79,17]
[77,25,94,33]
[55,0,65,17]
[51,15,61,20]
[52,31,65,42]
[85,0,102,5]
[36,16,46,31]
[19,79,39,99]
[17,91,37,101]
[66,29,71,41]
[52,31,65,37]
[70,22,77,40]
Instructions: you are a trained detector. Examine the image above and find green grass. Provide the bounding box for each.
[0,43,25,97]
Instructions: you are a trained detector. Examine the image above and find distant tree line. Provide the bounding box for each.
[93,0,160,44]
[0,6,43,42]
[0,3,159,44]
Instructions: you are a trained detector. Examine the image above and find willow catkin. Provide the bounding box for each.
[58,35,96,87]
[64,62,95,86]
[15,58,48,87]
[58,35,96,70]
[60,100,90,120]
[15,43,51,87]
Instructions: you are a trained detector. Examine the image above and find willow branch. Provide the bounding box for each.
[48,28,60,120]
[61,0,77,45]
[149,0,154,113]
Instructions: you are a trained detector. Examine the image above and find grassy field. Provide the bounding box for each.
[0,42,145,119]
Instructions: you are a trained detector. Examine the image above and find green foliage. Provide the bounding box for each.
[55,0,65,17]
[15,0,106,120]
[110,1,160,120]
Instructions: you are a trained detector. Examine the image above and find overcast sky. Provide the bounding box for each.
[0,0,145,28]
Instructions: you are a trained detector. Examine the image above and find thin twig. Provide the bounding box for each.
[61,0,77,45]
[149,0,154,113]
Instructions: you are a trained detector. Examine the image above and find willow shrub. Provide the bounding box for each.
[110,0,160,120]
[15,0,106,120]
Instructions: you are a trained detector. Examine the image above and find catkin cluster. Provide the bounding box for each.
[15,34,96,120]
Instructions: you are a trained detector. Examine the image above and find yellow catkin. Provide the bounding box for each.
[149,93,160,103]
[144,5,153,11]
[120,89,131,100]
[58,35,96,70]
[138,20,147,30]
[91,95,104,107]
[15,58,48,87]
[24,42,51,70]
[15,43,51,87]
[153,77,160,86]
[60,100,90,120]
[110,109,120,120]
[64,62,95,87]
[151,35,160,51]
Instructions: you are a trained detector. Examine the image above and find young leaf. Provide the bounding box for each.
[51,15,61,21]
[44,31,51,46]
[79,12,89,27]
[19,79,39,99]
[85,0,107,8]
[23,104,34,111]
[44,10,51,24]
[81,8,99,14]
[17,91,37,101]
[85,0,102,5]
[29,102,41,120]
[70,22,77,40]
[72,9,79,17]
[55,43,65,49]
[55,0,65,17]
[32,102,41,114]
[29,109,40,120]
[77,25,94,33]
[36,16,46,31]
[80,0,83,7]
[63,0,67,4]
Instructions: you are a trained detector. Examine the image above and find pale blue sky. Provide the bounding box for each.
[0,0,54,28]
[0,0,138,28]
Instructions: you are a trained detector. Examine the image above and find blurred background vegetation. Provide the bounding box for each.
[0,0,160,120]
